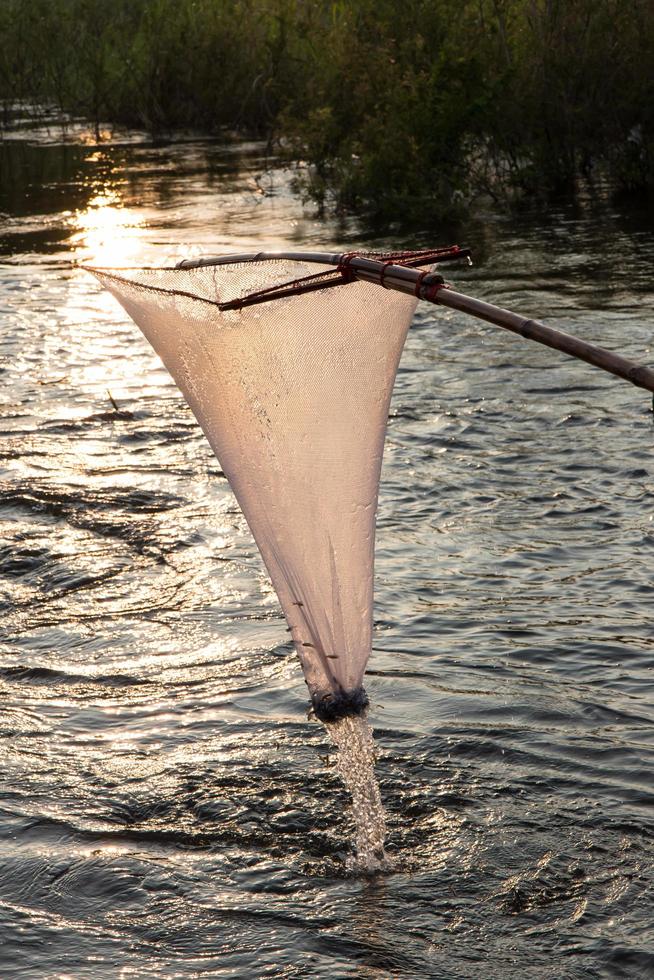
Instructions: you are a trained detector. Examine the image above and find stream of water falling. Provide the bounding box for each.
[327,714,390,873]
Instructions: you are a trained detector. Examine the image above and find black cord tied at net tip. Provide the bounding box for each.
[310,686,369,723]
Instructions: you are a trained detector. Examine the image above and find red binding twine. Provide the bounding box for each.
[414,270,447,300]
[414,270,428,297]
[337,251,358,280]
[379,260,395,290]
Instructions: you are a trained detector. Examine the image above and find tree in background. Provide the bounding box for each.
[1,0,652,222]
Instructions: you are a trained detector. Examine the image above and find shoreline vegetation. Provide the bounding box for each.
[2,0,652,223]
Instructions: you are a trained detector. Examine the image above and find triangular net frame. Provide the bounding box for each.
[89,250,455,720]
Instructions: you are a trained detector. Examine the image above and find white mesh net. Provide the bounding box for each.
[92,259,417,718]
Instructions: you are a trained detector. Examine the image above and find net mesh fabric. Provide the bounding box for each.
[92,260,417,718]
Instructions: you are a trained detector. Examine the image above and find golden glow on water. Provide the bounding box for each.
[70,188,147,267]
[59,194,160,410]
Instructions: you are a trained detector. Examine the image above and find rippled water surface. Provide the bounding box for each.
[1,119,654,978]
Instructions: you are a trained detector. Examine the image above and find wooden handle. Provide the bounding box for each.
[434,288,654,395]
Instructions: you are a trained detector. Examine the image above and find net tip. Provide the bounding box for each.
[311,686,369,723]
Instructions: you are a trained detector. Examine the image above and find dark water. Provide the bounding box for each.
[1,116,654,979]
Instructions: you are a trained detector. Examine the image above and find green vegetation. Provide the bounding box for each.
[2,1,653,222]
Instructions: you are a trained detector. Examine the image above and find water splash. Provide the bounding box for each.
[326,712,391,873]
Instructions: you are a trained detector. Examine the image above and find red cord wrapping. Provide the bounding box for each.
[379,261,395,289]
[414,271,447,300]
[337,252,358,280]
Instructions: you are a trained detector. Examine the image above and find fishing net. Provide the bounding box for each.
[91,257,418,719]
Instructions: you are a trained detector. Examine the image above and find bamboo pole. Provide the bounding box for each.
[433,289,654,395]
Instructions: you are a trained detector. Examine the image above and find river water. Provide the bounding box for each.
[1,117,653,978]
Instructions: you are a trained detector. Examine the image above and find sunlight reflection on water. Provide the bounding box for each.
[70,189,148,267]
